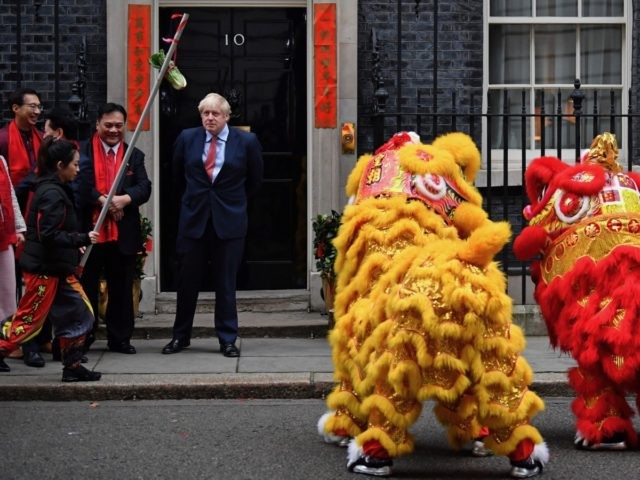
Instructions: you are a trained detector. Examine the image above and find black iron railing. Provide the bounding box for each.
[366,80,640,304]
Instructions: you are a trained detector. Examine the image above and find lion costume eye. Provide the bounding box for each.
[537,186,547,204]
[553,190,590,223]
[413,174,447,200]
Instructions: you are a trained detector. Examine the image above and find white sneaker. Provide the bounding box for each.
[471,439,493,457]
[347,455,393,477]
[509,442,549,479]
[317,411,350,447]
[510,457,542,478]
[323,434,350,447]
[574,431,627,450]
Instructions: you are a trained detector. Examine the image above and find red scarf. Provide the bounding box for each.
[91,133,124,243]
[0,158,16,250]
[7,120,41,185]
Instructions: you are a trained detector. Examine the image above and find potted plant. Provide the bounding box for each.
[133,215,153,317]
[313,210,341,320]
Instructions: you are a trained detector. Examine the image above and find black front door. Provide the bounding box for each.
[158,7,307,291]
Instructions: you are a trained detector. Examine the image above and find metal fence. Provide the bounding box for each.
[367,80,640,304]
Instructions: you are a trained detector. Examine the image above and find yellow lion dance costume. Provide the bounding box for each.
[317,132,548,478]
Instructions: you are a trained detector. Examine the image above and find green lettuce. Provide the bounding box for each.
[149,50,187,90]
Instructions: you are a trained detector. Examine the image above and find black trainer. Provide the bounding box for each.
[471,438,493,457]
[510,455,543,479]
[62,365,102,382]
[0,356,9,372]
[347,455,392,477]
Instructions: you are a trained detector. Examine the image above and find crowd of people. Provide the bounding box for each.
[0,88,263,381]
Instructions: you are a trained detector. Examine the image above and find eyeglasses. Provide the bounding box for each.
[24,103,43,111]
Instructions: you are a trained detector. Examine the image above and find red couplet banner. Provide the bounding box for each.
[127,4,151,131]
[314,3,337,128]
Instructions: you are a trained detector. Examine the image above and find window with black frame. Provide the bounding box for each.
[486,0,627,154]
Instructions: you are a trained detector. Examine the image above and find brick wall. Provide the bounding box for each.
[0,0,106,130]
[357,0,484,153]
[2,1,637,159]
[359,0,640,165]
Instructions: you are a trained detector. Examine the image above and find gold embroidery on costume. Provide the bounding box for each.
[321,133,544,461]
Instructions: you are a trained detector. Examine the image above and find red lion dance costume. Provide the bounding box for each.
[514,132,640,451]
[318,132,548,478]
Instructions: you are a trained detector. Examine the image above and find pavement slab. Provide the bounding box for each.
[0,319,576,401]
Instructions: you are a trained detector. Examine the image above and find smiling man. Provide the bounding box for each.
[0,88,44,211]
[76,103,151,356]
[0,88,47,369]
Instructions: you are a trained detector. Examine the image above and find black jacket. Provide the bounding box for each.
[20,175,90,276]
[76,140,152,255]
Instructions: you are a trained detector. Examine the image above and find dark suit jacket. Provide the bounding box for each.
[76,139,152,255]
[173,126,263,247]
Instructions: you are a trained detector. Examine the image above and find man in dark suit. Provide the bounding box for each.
[76,103,152,354]
[162,93,263,357]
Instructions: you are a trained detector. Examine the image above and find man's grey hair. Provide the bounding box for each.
[198,93,231,115]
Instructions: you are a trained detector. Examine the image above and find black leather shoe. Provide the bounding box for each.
[162,338,190,354]
[0,356,9,372]
[221,343,240,358]
[24,351,46,367]
[107,341,136,354]
[62,365,101,382]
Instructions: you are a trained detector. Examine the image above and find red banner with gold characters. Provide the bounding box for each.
[314,3,337,128]
[127,4,151,131]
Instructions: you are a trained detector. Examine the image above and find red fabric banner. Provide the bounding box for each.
[127,4,151,131]
[314,3,337,128]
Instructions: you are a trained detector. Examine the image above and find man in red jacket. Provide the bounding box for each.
[0,88,43,209]
[0,88,46,368]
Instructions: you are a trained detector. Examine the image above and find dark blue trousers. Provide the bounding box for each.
[173,220,244,345]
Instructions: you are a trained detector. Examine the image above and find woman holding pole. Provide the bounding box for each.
[0,138,101,381]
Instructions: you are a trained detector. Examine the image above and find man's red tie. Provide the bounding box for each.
[106,148,116,185]
[205,136,217,181]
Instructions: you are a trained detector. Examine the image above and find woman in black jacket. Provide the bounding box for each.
[0,137,100,382]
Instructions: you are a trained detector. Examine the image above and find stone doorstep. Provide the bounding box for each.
[153,290,311,314]
[105,310,332,340]
[152,292,548,337]
[115,305,547,340]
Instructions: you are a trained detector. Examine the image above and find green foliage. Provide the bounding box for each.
[149,50,187,90]
[135,216,153,279]
[312,210,341,280]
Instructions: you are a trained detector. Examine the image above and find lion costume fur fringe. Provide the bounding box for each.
[514,132,640,448]
[319,132,546,463]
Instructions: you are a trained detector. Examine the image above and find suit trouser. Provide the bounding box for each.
[173,221,244,345]
[80,241,136,345]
